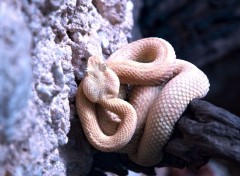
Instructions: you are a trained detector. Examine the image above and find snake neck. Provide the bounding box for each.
[76,84,137,151]
[97,98,138,151]
[98,98,133,117]
[98,98,138,144]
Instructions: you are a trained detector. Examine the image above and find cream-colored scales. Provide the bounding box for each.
[76,38,210,166]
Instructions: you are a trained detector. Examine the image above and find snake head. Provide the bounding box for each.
[85,56,107,74]
[82,56,120,103]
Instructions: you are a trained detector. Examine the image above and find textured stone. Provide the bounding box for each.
[0,1,41,176]
[0,0,133,175]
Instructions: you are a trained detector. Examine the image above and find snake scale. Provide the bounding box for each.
[75,38,210,166]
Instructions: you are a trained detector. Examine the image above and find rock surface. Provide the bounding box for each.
[0,0,133,175]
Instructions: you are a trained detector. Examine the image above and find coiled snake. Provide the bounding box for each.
[75,38,210,166]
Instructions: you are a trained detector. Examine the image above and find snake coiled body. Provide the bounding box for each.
[76,38,210,166]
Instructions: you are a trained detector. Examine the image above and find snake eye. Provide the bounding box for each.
[99,63,107,71]
[85,68,93,76]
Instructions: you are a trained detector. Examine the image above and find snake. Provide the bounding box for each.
[75,38,210,166]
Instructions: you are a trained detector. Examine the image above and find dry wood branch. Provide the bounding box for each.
[163,99,240,169]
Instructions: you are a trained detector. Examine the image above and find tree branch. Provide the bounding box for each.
[163,99,240,169]
[89,100,240,175]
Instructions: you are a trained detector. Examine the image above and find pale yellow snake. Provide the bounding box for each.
[75,38,210,166]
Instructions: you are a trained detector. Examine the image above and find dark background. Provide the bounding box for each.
[134,0,240,116]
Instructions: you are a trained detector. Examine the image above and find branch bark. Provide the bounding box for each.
[162,99,240,169]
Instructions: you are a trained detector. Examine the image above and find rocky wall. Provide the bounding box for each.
[0,0,133,175]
